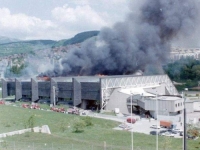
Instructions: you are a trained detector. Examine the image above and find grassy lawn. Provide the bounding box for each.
[0,105,200,150]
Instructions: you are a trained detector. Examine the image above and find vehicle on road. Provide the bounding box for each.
[150,125,161,129]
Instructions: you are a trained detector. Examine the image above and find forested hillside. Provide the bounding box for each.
[164,58,200,90]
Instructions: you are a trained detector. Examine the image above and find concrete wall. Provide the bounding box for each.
[81,99,87,109]
[2,79,7,98]
[158,114,182,122]
[50,79,57,104]
[185,102,194,113]
[15,79,22,100]
[73,78,81,106]
[193,102,200,111]
[106,88,130,114]
[141,99,183,112]
[31,78,39,101]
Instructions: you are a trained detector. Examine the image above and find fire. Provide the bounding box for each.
[37,76,51,81]
[95,74,106,76]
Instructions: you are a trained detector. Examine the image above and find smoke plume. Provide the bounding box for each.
[41,0,200,77]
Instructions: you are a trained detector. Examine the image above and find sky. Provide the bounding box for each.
[0,0,129,40]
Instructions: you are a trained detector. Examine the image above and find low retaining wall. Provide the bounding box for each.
[0,125,51,138]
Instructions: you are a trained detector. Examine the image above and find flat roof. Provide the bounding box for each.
[151,95,182,101]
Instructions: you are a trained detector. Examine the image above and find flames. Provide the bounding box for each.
[95,74,106,77]
[37,76,51,81]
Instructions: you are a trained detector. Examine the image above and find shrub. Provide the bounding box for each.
[82,116,93,126]
[72,118,86,133]
[24,115,35,131]
[187,129,200,137]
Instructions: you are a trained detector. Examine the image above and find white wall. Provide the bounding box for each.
[193,102,200,111]
[185,102,194,113]
[106,88,130,114]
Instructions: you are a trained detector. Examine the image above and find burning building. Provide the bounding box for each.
[2,74,179,115]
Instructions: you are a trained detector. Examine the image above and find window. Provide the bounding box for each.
[175,104,177,107]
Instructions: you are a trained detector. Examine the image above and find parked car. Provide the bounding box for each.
[0,100,5,105]
[22,104,30,108]
[187,135,196,140]
[126,118,136,124]
[163,131,175,137]
[150,125,161,129]
[172,128,183,133]
[150,131,160,135]
[30,104,40,109]
[118,123,132,130]
[159,130,168,136]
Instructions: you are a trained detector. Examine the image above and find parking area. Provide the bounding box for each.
[114,118,184,138]
[113,111,200,138]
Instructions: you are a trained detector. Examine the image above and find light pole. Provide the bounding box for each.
[156,93,158,150]
[52,86,56,106]
[183,88,188,150]
[130,91,133,150]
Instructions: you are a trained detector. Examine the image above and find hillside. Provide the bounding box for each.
[0,40,56,57]
[54,30,99,47]
[0,31,99,57]
[0,36,19,44]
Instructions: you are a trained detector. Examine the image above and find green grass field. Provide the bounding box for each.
[0,104,200,150]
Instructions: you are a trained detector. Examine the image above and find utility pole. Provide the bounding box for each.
[183,88,188,150]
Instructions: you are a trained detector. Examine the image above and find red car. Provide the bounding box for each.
[31,104,40,109]
[22,104,30,108]
[0,100,5,105]
[126,118,136,124]
[50,107,65,113]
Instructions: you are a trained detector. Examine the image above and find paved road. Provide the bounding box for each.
[87,112,184,138]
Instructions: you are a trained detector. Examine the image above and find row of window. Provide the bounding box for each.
[175,102,183,107]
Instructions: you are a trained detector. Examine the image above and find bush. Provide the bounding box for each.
[72,118,86,133]
[24,115,35,131]
[82,116,93,126]
[187,129,200,137]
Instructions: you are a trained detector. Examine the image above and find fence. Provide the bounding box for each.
[0,141,165,150]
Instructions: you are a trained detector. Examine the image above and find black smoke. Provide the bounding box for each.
[41,0,199,77]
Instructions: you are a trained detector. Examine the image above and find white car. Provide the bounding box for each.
[163,132,175,137]
[118,124,132,130]
[150,125,161,129]
[172,128,183,133]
